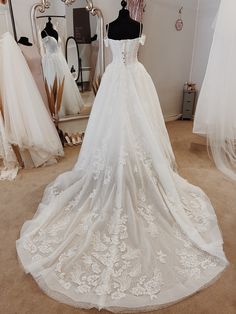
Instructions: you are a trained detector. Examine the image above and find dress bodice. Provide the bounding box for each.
[42,36,59,54]
[104,34,146,66]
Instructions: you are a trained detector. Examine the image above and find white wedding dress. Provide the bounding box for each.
[16,33,228,312]
[42,35,84,118]
[0,32,64,168]
[193,0,236,180]
[0,111,18,180]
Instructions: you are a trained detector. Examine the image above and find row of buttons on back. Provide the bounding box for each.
[122,51,127,64]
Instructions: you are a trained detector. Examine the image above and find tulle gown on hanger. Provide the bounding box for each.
[16,30,228,312]
[193,0,236,180]
[0,110,18,180]
[0,32,64,168]
[19,43,49,110]
[42,34,84,118]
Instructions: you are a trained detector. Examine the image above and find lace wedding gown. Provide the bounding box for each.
[42,35,84,118]
[16,33,228,312]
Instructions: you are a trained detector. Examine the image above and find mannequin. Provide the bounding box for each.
[17,37,32,46]
[41,17,58,41]
[106,0,143,40]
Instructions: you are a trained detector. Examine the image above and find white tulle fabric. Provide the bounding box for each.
[0,111,18,180]
[42,35,84,118]
[193,0,236,180]
[0,32,64,168]
[16,34,228,312]
[0,3,12,37]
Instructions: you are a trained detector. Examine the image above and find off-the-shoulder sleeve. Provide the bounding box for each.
[104,37,109,48]
[140,34,146,46]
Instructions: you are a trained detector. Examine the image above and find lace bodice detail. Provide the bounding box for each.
[42,36,59,54]
[104,34,146,66]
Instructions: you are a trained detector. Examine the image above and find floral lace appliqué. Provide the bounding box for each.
[137,189,159,237]
[181,193,210,232]
[175,248,218,280]
[54,207,165,301]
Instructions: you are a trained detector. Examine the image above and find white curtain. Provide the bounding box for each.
[193,0,236,180]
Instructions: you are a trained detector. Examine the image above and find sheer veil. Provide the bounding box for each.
[193,0,236,180]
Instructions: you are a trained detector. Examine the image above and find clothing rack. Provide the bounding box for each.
[36,15,66,19]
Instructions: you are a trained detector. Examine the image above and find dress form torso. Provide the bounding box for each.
[41,18,58,41]
[106,9,143,40]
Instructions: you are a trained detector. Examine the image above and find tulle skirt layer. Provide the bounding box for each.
[0,33,64,167]
[17,61,228,312]
[0,111,18,180]
[193,0,236,180]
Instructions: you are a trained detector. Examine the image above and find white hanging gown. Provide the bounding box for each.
[16,34,228,312]
[0,32,64,168]
[42,35,84,118]
[0,111,18,180]
[193,0,236,180]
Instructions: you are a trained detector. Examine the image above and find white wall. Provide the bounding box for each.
[191,0,220,89]
[140,0,198,119]
[93,0,121,24]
